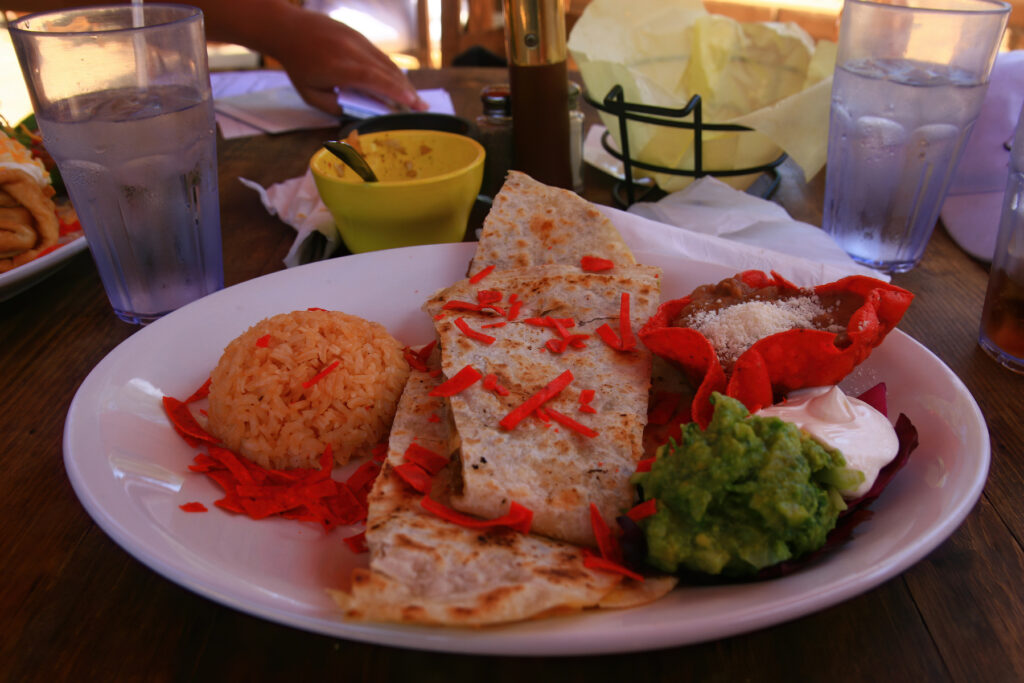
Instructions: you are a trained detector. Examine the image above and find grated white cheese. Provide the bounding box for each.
[688,296,832,366]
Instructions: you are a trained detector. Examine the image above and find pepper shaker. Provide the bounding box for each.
[476,84,514,198]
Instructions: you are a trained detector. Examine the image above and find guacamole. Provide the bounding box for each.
[632,393,863,577]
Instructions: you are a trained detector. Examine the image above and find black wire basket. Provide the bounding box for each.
[584,84,788,207]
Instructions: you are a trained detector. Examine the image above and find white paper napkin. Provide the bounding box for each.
[211,69,456,139]
[625,176,886,281]
[216,86,339,136]
[244,170,883,284]
[240,172,342,267]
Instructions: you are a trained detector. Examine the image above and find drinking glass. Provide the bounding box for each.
[10,4,223,324]
[979,103,1024,373]
[822,0,1009,274]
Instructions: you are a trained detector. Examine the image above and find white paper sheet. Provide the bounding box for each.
[210,70,455,139]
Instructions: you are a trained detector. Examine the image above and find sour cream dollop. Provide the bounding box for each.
[755,386,898,499]
[0,135,49,187]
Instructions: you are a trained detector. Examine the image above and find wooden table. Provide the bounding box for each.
[2,67,1022,682]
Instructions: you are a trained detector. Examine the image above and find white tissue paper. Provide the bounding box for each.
[240,172,341,267]
[622,176,885,282]
[246,170,882,284]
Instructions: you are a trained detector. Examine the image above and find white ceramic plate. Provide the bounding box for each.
[0,233,87,302]
[63,243,988,656]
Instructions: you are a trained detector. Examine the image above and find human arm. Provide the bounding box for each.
[5,0,427,115]
[197,0,426,114]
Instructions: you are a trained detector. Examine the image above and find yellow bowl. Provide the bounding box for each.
[310,130,485,253]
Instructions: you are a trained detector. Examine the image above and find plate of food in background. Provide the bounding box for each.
[0,115,84,302]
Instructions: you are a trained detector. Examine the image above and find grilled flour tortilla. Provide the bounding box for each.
[330,351,675,626]
[424,263,661,546]
[332,172,673,626]
[469,171,635,276]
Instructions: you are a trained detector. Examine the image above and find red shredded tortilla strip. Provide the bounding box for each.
[545,338,568,354]
[583,553,644,582]
[499,370,574,430]
[507,294,523,321]
[208,445,257,485]
[594,294,636,352]
[403,347,429,372]
[626,499,657,522]
[162,395,219,447]
[544,407,598,438]
[394,462,435,493]
[404,443,449,475]
[482,373,511,396]
[184,378,212,404]
[454,317,497,345]
[429,364,483,397]
[596,323,622,350]
[164,394,377,530]
[578,388,597,414]
[617,293,636,351]
[179,502,208,513]
[442,300,484,313]
[345,460,381,506]
[420,496,533,534]
[580,255,615,272]
[403,341,438,372]
[589,503,622,563]
[635,457,655,473]
[477,289,502,305]
[469,264,495,283]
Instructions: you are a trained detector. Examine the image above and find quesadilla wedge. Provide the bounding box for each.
[330,350,675,626]
[423,263,661,547]
[469,171,635,277]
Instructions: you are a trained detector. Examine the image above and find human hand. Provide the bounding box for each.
[271,10,427,116]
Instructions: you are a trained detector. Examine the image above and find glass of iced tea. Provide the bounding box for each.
[979,104,1024,373]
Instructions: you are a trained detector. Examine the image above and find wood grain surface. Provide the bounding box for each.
[1,67,1021,682]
